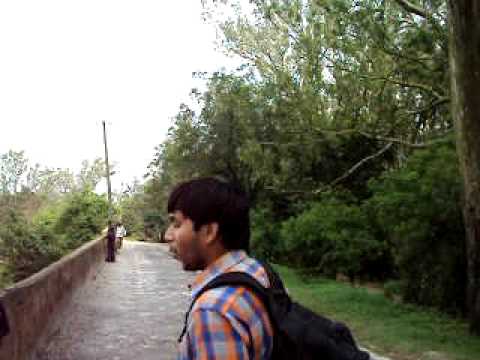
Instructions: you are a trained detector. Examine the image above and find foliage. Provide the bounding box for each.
[0,149,111,285]
[0,150,28,194]
[276,264,480,360]
[0,190,108,284]
[53,191,108,249]
[76,158,107,191]
[115,180,145,237]
[141,0,468,317]
[383,279,405,300]
[0,210,63,282]
[279,192,388,280]
[368,139,465,313]
[31,167,76,194]
[0,149,105,196]
[142,211,165,242]
[250,205,282,261]
[118,196,144,237]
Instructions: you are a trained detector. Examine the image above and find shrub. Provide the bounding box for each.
[0,210,63,282]
[279,192,388,280]
[368,140,465,313]
[119,196,145,238]
[54,190,108,249]
[143,211,165,241]
[250,206,282,261]
[0,190,108,284]
[383,279,405,300]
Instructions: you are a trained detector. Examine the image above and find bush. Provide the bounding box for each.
[143,211,165,242]
[0,190,108,284]
[279,192,388,280]
[0,210,63,282]
[119,196,144,238]
[383,279,405,300]
[250,206,282,261]
[368,140,466,313]
[54,190,108,249]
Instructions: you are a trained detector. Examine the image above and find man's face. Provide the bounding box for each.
[169,210,206,271]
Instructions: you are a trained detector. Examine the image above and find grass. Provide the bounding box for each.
[274,264,480,360]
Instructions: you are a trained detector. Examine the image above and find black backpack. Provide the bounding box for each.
[179,260,371,360]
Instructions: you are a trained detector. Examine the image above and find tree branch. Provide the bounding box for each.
[356,130,453,148]
[278,128,453,149]
[368,76,444,99]
[327,64,444,99]
[267,143,393,195]
[393,0,427,18]
[327,142,394,188]
[406,97,450,115]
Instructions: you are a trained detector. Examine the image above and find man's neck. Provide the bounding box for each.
[204,246,229,270]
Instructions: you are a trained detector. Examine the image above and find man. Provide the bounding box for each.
[116,222,126,250]
[168,177,273,360]
[106,225,116,262]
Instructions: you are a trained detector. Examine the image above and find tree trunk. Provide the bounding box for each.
[448,1,480,334]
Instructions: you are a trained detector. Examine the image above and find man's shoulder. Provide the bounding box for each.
[193,257,270,319]
[228,256,270,288]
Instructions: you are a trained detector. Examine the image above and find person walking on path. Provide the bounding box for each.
[116,222,127,250]
[106,225,116,262]
[167,177,273,360]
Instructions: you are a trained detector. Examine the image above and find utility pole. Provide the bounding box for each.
[102,121,113,226]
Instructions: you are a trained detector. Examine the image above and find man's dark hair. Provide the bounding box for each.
[167,177,250,251]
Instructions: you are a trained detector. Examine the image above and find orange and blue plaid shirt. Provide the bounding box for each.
[178,250,274,360]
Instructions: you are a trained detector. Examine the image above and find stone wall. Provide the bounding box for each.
[0,234,106,360]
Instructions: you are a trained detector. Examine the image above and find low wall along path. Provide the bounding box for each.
[0,234,107,360]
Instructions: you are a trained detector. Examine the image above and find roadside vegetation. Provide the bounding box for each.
[0,151,108,287]
[277,265,480,360]
[121,0,480,342]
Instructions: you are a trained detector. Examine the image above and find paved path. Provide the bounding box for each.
[35,241,390,360]
[36,241,194,360]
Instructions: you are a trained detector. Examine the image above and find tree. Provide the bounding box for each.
[448,0,480,334]
[24,167,76,195]
[116,179,146,237]
[76,158,107,191]
[198,0,450,197]
[26,163,41,192]
[0,150,28,194]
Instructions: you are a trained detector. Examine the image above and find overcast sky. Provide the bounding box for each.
[0,0,238,192]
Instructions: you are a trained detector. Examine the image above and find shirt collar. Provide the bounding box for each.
[190,250,247,299]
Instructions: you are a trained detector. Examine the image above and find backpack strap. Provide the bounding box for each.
[178,271,272,343]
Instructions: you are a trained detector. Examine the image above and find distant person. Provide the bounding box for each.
[167,177,273,359]
[106,225,116,262]
[116,222,126,250]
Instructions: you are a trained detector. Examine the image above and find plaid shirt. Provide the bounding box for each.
[178,250,273,360]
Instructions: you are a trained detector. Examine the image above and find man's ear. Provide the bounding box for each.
[202,222,220,246]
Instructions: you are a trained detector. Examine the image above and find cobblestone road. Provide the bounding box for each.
[36,241,194,360]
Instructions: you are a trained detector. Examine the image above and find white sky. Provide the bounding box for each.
[0,0,239,193]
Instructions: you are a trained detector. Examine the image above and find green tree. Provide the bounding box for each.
[280,192,385,280]
[76,158,107,191]
[54,190,108,249]
[0,210,62,282]
[368,139,465,313]
[0,150,28,194]
[117,179,145,237]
